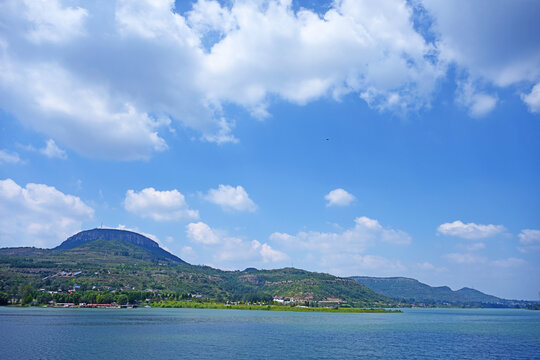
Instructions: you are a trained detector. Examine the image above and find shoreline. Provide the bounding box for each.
[1,303,401,313]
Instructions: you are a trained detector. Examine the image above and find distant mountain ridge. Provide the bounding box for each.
[350,276,506,305]
[55,228,184,263]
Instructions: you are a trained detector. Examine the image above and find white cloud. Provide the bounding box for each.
[422,0,540,109]
[271,216,411,252]
[521,83,540,113]
[215,237,288,265]
[416,262,435,270]
[186,221,220,245]
[259,241,289,263]
[3,0,537,159]
[321,253,406,277]
[185,221,288,266]
[20,0,88,44]
[456,80,497,117]
[0,150,21,164]
[196,0,441,115]
[380,228,413,245]
[270,216,410,275]
[203,184,257,212]
[40,139,67,159]
[518,229,540,252]
[492,257,526,268]
[180,245,197,263]
[464,242,486,252]
[437,220,505,240]
[0,178,94,248]
[444,252,487,264]
[0,0,445,160]
[324,188,355,207]
[124,187,199,221]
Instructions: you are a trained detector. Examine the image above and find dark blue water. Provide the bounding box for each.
[1,307,539,359]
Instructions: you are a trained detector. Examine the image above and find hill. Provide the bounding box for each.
[350,276,508,306]
[55,228,184,263]
[0,229,392,307]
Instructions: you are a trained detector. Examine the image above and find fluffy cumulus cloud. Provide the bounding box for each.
[0,178,94,248]
[186,221,220,245]
[0,0,445,160]
[437,220,505,240]
[522,83,540,113]
[1,0,537,160]
[324,188,355,207]
[203,184,257,212]
[124,187,199,221]
[422,0,540,114]
[192,0,441,115]
[270,216,410,275]
[40,139,67,159]
[185,221,288,267]
[518,229,540,252]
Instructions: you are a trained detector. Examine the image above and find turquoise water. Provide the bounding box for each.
[1,307,539,359]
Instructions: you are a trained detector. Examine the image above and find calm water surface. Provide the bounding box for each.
[1,307,539,359]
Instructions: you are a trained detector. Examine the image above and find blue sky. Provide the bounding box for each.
[0,0,539,300]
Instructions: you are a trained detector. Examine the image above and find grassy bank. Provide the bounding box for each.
[151,300,401,313]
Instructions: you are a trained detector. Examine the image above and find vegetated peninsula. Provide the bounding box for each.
[0,228,396,311]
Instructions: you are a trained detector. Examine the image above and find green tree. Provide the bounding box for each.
[37,292,53,305]
[19,284,35,305]
[0,291,9,305]
[116,294,128,305]
[21,293,33,305]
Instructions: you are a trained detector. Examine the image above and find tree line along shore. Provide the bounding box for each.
[0,287,400,313]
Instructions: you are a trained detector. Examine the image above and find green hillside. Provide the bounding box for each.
[0,230,393,307]
[350,276,506,306]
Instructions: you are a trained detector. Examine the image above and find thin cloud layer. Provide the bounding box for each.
[270,216,411,275]
[518,229,540,252]
[0,178,94,248]
[124,187,199,221]
[0,150,21,164]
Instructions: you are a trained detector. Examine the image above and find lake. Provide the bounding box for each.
[1,307,539,359]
